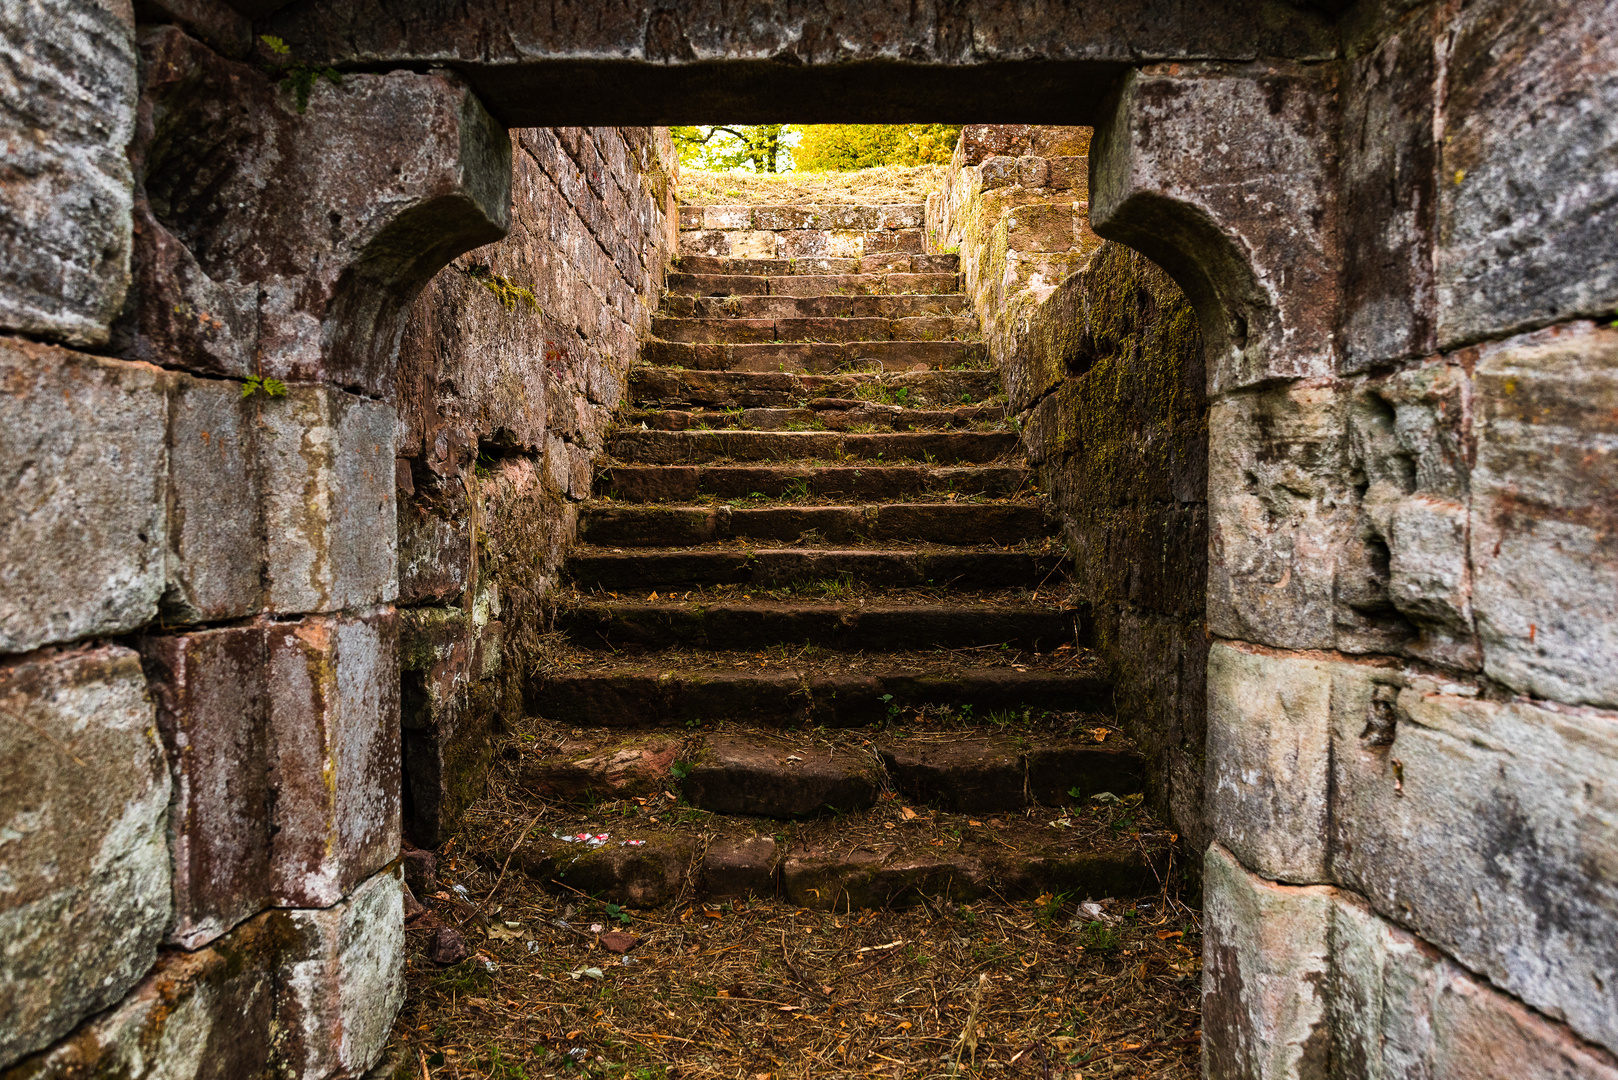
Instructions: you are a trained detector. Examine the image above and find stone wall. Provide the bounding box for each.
[927,125,1102,372]
[394,127,677,846]
[1085,4,1618,1076]
[930,126,1209,855]
[0,5,674,1074]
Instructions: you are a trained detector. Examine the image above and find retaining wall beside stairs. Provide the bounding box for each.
[932,127,1210,855]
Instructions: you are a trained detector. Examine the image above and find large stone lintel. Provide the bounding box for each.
[259,4,1339,127]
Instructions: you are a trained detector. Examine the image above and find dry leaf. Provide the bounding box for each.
[1157,930,1184,941]
[900,807,918,820]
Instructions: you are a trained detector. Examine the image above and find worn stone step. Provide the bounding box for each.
[680,204,925,232]
[510,821,1160,910]
[564,545,1062,590]
[598,464,1033,503]
[578,502,1050,547]
[557,601,1075,652]
[660,293,969,319]
[527,667,1110,727]
[628,367,1002,409]
[878,736,1145,811]
[607,429,1018,465]
[665,272,962,298]
[623,403,1005,432]
[675,253,960,276]
[685,735,882,817]
[651,316,980,345]
[641,338,990,373]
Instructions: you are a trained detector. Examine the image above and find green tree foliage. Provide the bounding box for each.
[792,125,962,171]
[670,125,793,172]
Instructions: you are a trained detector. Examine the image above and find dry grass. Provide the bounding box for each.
[679,167,948,207]
[382,853,1202,1080]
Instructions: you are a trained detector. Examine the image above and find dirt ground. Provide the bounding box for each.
[381,807,1203,1080]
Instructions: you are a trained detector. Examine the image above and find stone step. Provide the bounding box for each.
[629,367,1002,409]
[564,545,1064,590]
[515,731,1141,815]
[511,816,1162,911]
[682,228,927,260]
[679,204,925,232]
[651,315,980,345]
[607,429,1019,465]
[597,464,1034,502]
[660,292,970,319]
[641,339,990,373]
[527,668,1111,728]
[623,404,1005,432]
[578,502,1050,547]
[675,253,959,276]
[557,600,1075,651]
[666,271,961,298]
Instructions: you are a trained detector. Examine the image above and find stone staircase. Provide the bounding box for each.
[510,219,1170,912]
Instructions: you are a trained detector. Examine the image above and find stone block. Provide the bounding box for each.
[266,608,401,908]
[1337,7,1436,370]
[1092,63,1340,393]
[0,339,167,654]
[396,467,471,606]
[1201,843,1333,1080]
[280,868,405,1080]
[1330,890,1618,1079]
[727,231,777,259]
[0,646,171,1069]
[130,28,511,395]
[702,836,779,901]
[163,371,264,622]
[1471,322,1618,707]
[1004,202,1083,252]
[701,205,752,230]
[1207,381,1353,651]
[1207,643,1361,884]
[139,626,273,950]
[2,908,282,1079]
[1330,678,1618,1053]
[0,0,136,346]
[1436,0,1618,346]
[259,386,398,615]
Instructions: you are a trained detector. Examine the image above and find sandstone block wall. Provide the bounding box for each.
[927,126,1103,373]
[394,126,678,845]
[1082,4,1618,1075]
[930,127,1209,855]
[0,7,674,1075]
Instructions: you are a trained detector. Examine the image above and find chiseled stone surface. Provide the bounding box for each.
[266,609,401,909]
[163,371,264,622]
[0,646,171,1069]
[0,0,136,346]
[259,387,398,616]
[3,872,405,1080]
[1205,643,1394,885]
[124,26,512,396]
[1207,381,1355,652]
[0,339,167,655]
[1437,0,1618,346]
[139,625,272,950]
[1091,63,1340,394]
[1331,677,1618,1054]
[1201,843,1332,1080]
[1471,322,1618,708]
[1336,6,1437,371]
[1332,891,1618,1080]
[280,869,405,1080]
[1209,362,1476,662]
[1,908,282,1080]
